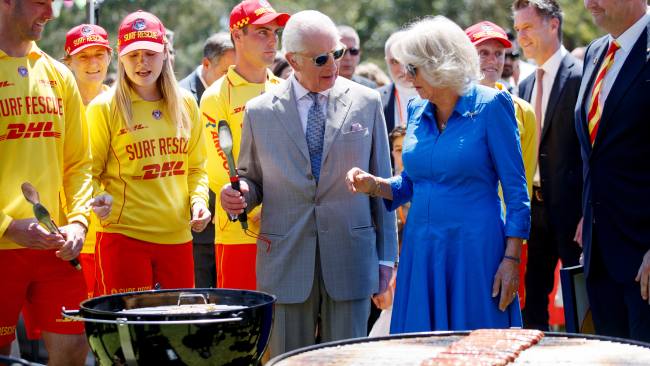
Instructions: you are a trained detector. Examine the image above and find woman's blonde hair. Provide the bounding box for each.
[112,45,190,132]
[393,16,480,95]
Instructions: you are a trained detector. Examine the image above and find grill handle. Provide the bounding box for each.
[177,292,208,306]
[61,308,242,325]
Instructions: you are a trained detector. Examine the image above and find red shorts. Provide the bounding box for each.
[215,243,256,290]
[96,232,194,295]
[0,249,86,346]
[79,253,96,299]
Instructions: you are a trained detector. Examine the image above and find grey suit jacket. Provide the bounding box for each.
[237,77,398,304]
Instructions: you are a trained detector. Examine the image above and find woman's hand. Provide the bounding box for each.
[492,237,523,311]
[345,167,376,194]
[190,202,211,232]
[89,193,113,220]
[492,258,520,311]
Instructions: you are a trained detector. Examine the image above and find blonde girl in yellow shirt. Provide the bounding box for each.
[87,11,210,295]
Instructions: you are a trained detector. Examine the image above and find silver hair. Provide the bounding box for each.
[282,10,339,54]
[384,30,407,57]
[337,24,360,46]
[392,16,480,95]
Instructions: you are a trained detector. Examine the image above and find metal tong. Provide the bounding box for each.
[21,182,82,270]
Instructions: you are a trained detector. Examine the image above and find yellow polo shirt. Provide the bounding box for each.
[200,66,281,244]
[86,88,209,244]
[81,84,111,254]
[0,43,92,249]
[496,82,537,198]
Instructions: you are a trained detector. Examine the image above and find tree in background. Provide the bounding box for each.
[38,0,601,78]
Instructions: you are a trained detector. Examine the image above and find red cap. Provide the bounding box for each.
[64,24,111,56]
[117,10,166,56]
[465,21,512,48]
[229,0,290,31]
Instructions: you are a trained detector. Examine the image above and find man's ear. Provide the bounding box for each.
[202,57,211,69]
[286,53,300,71]
[232,28,243,44]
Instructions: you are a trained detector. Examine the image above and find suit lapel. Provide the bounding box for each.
[321,81,351,164]
[578,39,608,141]
[520,76,533,103]
[195,72,205,100]
[541,55,573,143]
[595,25,650,148]
[271,81,310,162]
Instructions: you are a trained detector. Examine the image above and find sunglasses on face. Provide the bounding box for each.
[347,47,360,56]
[298,47,347,67]
[405,63,417,77]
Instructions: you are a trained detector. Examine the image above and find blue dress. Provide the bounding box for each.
[387,85,530,334]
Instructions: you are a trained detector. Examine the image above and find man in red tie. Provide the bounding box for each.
[575,0,650,342]
[512,0,583,331]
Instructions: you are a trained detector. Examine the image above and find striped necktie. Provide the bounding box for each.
[587,40,620,145]
[306,92,326,182]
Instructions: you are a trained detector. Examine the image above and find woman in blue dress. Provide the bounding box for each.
[345,16,530,334]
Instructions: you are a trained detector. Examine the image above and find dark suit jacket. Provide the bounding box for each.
[179,66,206,105]
[519,53,583,238]
[574,24,650,282]
[377,83,396,135]
[179,66,214,244]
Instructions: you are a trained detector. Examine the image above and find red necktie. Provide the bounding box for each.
[587,40,620,145]
[534,68,544,147]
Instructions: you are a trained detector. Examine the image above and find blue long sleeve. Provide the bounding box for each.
[486,91,531,239]
[383,171,413,211]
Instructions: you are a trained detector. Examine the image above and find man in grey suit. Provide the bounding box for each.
[221,10,397,356]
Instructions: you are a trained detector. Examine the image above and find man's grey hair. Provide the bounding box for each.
[282,10,339,54]
[384,30,407,57]
[392,16,480,95]
[337,24,360,46]
[512,0,564,42]
[203,32,234,61]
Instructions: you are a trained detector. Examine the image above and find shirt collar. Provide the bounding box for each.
[540,45,567,75]
[451,84,479,118]
[609,13,650,53]
[226,65,276,87]
[0,42,44,60]
[289,74,330,101]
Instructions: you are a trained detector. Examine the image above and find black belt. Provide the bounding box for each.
[533,186,544,203]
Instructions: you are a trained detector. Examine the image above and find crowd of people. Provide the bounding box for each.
[0,0,649,364]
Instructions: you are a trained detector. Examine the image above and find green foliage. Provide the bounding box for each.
[37,0,601,78]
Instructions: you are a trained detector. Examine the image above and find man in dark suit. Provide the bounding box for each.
[377,30,417,137]
[179,32,234,288]
[576,0,650,342]
[513,0,583,331]
[179,32,234,103]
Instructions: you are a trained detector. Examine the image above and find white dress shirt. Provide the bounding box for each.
[290,74,330,133]
[394,84,417,127]
[597,13,650,108]
[532,46,567,186]
[530,46,568,128]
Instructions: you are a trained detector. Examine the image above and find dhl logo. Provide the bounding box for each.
[232,106,245,114]
[37,79,57,87]
[117,123,147,136]
[133,160,185,180]
[0,81,14,88]
[0,122,61,141]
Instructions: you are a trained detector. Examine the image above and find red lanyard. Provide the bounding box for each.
[394,87,404,126]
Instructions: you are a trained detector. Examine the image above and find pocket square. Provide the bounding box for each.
[350,122,364,132]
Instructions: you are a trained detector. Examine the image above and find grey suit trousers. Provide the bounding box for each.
[269,247,370,357]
